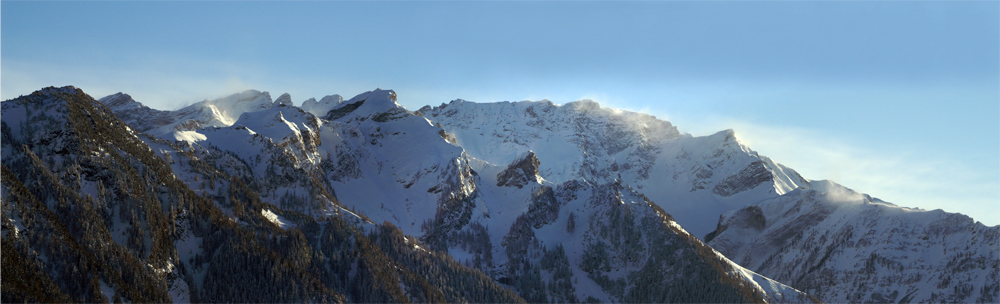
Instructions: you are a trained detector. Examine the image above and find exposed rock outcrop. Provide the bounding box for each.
[713,161,773,197]
[497,151,542,188]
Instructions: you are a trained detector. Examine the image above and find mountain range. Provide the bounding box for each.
[2,86,995,303]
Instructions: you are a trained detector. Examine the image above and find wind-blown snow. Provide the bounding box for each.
[301,94,344,117]
[421,99,810,237]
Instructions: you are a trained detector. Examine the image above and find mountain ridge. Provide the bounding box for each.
[2,86,525,303]
[4,85,994,303]
[91,85,818,302]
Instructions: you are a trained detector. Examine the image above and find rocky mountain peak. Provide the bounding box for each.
[564,99,601,112]
[274,93,293,107]
[319,94,344,104]
[497,151,542,188]
[37,85,80,95]
[98,92,137,109]
[323,89,402,121]
[301,94,344,117]
[3,86,88,120]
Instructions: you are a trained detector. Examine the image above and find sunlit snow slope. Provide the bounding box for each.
[419,99,808,237]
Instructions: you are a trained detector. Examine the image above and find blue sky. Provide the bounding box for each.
[3,1,998,225]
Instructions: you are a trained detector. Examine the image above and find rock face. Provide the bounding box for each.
[707,181,1000,303]
[497,151,542,188]
[704,205,767,242]
[99,92,178,133]
[494,180,818,304]
[274,93,293,106]
[713,161,774,197]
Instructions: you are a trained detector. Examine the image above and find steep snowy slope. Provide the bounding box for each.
[101,88,480,243]
[706,180,999,303]
[420,99,809,237]
[100,90,277,143]
[102,91,347,215]
[314,89,478,238]
[197,103,324,174]
[455,152,818,303]
[310,93,816,302]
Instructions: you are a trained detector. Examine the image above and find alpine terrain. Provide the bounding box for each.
[2,85,995,303]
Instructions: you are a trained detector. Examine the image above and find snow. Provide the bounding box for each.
[107,89,292,142]
[231,106,317,146]
[422,99,810,238]
[99,280,117,302]
[109,219,131,249]
[301,94,344,117]
[707,179,998,303]
[175,232,203,266]
[310,90,474,236]
[196,90,274,121]
[261,209,289,228]
[148,260,175,276]
[173,130,207,143]
[168,276,192,303]
[6,212,25,238]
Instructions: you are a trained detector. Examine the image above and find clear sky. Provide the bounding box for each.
[3,1,998,225]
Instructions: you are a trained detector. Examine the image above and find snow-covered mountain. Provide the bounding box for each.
[451,152,818,303]
[418,99,808,238]
[5,85,995,303]
[101,90,280,143]
[706,180,999,303]
[1,87,524,303]
[100,91,345,215]
[415,98,998,303]
[90,86,814,302]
